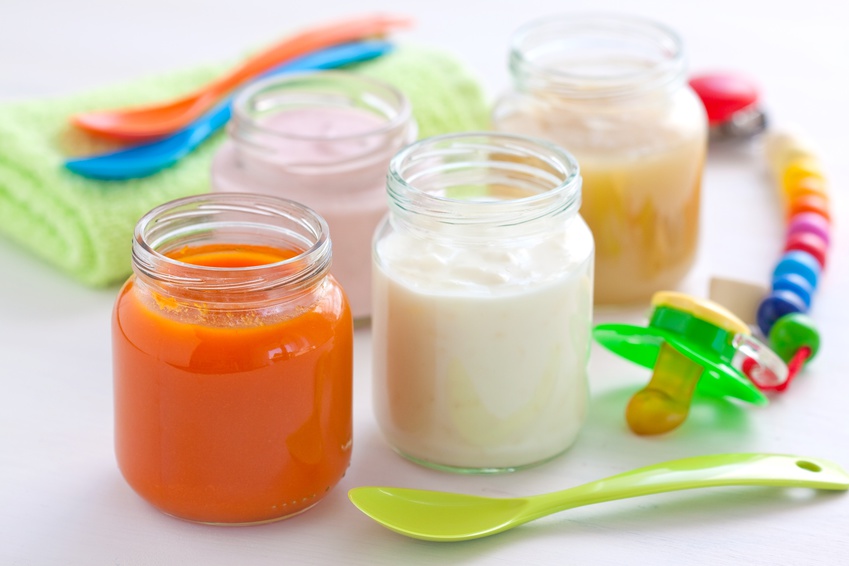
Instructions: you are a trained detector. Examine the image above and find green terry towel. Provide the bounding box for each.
[0,45,490,287]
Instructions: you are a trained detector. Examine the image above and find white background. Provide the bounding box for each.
[1,0,848,564]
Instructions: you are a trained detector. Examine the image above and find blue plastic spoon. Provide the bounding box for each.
[65,40,394,180]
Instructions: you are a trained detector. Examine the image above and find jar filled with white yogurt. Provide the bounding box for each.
[372,132,594,473]
[211,72,416,322]
[493,15,707,305]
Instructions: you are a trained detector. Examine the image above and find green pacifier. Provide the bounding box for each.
[594,291,778,435]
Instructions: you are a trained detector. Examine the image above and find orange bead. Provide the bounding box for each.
[788,194,831,222]
[785,176,829,201]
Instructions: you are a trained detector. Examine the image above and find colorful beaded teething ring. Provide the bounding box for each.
[593,292,779,436]
[689,78,827,387]
[743,130,829,391]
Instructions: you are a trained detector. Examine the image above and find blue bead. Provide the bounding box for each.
[773,250,821,290]
[757,290,808,336]
[771,273,814,307]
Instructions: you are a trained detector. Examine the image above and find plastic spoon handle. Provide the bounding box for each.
[64,41,393,180]
[348,453,848,541]
[205,14,410,100]
[182,40,394,149]
[522,453,846,522]
[71,14,411,140]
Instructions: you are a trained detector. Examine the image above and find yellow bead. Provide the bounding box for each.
[781,158,826,199]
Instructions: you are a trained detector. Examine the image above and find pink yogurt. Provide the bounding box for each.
[787,212,831,247]
[211,74,414,321]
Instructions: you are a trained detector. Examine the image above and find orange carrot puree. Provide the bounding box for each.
[113,244,353,524]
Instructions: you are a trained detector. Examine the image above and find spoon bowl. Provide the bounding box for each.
[348,453,849,542]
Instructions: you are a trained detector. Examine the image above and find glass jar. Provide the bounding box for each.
[493,14,707,305]
[112,193,353,525]
[211,71,416,322]
[372,132,594,473]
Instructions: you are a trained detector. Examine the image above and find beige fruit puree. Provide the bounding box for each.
[493,15,708,305]
[496,97,705,304]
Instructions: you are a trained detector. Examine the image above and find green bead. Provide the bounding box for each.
[768,313,820,362]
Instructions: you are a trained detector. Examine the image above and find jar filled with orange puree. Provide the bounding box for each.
[112,194,353,524]
[493,14,708,305]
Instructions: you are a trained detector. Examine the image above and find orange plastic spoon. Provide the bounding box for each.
[71,14,412,142]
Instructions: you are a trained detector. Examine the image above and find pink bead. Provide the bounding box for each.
[787,212,831,247]
[785,232,828,268]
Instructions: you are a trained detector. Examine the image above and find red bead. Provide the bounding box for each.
[788,194,831,222]
[785,232,828,268]
[689,73,760,125]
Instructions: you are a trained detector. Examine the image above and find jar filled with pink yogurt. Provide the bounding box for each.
[372,133,594,473]
[212,72,416,321]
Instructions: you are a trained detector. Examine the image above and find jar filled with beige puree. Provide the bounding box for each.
[493,14,707,305]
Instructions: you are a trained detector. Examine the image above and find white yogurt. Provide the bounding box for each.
[371,221,593,471]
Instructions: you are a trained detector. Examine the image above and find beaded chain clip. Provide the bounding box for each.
[750,131,828,391]
[689,73,827,393]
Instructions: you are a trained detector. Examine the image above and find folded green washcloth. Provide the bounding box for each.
[0,45,490,287]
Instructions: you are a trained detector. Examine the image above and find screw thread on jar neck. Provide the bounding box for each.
[131,194,332,306]
[509,14,687,100]
[386,132,581,241]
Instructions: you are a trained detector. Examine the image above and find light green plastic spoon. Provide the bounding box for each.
[348,453,849,542]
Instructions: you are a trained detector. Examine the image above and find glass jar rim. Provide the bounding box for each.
[387,131,581,229]
[509,13,686,99]
[132,193,331,296]
[230,70,413,143]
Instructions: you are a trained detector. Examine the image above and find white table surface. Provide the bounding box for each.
[1,1,848,564]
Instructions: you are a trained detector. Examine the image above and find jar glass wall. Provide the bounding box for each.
[211,71,416,321]
[112,193,353,525]
[493,15,707,305]
[371,132,594,473]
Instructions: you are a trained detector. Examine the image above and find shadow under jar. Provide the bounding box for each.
[212,71,416,323]
[493,14,708,305]
[371,132,594,473]
[112,194,353,525]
